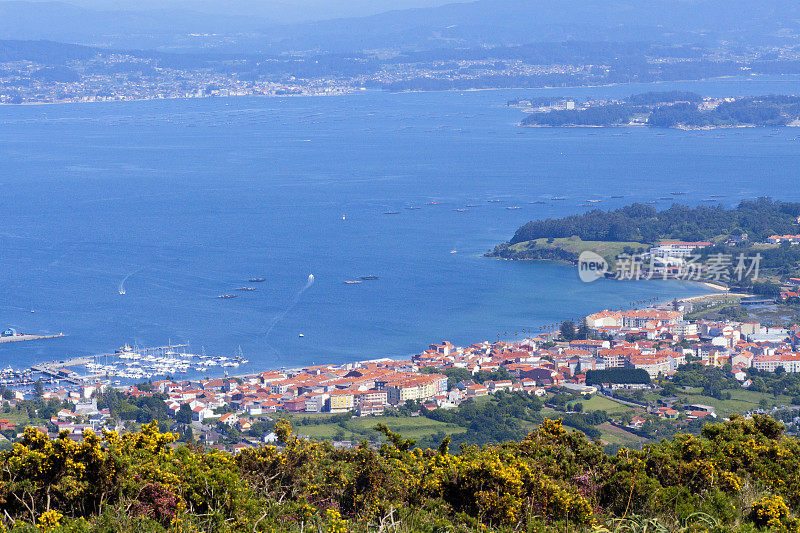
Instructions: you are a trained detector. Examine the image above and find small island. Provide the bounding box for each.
[488,198,800,295]
[514,91,800,129]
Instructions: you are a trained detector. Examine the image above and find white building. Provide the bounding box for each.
[648,241,712,258]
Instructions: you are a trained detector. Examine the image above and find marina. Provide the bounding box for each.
[18,343,251,385]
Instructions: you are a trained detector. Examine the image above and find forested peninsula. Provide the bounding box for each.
[488,199,800,290]
[517,91,800,129]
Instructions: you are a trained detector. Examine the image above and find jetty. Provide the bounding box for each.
[0,333,64,345]
[31,356,94,384]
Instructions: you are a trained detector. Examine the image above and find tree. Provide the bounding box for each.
[374,423,416,451]
[577,320,590,340]
[586,368,651,386]
[33,379,44,400]
[175,404,192,424]
[560,320,577,341]
[135,381,152,392]
[248,421,271,437]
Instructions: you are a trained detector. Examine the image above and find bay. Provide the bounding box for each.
[1,75,799,375]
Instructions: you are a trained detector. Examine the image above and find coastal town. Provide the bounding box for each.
[0,50,594,105]
[3,37,800,105]
[3,289,800,450]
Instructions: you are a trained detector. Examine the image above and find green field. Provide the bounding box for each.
[580,395,637,415]
[510,237,648,268]
[596,422,649,447]
[676,387,794,418]
[288,413,467,442]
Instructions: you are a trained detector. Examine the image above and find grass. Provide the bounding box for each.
[541,395,636,418]
[290,413,466,441]
[676,387,793,418]
[511,237,647,264]
[685,297,743,320]
[348,416,466,439]
[0,409,49,427]
[596,422,648,447]
[580,395,635,415]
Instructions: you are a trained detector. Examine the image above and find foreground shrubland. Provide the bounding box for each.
[2,416,800,532]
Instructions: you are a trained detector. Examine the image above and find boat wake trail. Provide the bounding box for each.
[264,274,314,339]
[118,268,143,295]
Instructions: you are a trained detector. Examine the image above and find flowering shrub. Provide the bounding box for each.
[3,415,800,532]
[37,510,63,531]
[751,494,800,531]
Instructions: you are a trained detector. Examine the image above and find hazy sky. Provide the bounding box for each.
[19,0,461,23]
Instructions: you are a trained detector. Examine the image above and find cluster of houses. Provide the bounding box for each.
[413,306,800,395]
[4,299,800,446]
[0,392,115,439]
[767,234,800,245]
[133,362,451,428]
[780,278,800,301]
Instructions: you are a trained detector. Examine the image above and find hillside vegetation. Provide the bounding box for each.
[3,416,800,532]
[521,93,800,128]
[508,199,800,245]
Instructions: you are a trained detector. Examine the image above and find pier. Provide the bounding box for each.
[31,357,94,384]
[0,333,64,345]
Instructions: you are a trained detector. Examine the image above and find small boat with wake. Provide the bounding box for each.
[218,294,238,299]
[344,280,363,284]
[249,278,266,282]
[236,287,256,291]
[360,276,380,280]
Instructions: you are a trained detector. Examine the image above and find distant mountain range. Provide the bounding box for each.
[2,0,800,53]
[0,1,270,50]
[52,0,457,24]
[273,0,800,52]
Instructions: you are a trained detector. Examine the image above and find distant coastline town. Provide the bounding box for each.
[5,37,800,106]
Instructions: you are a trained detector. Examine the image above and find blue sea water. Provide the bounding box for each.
[2,76,800,376]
